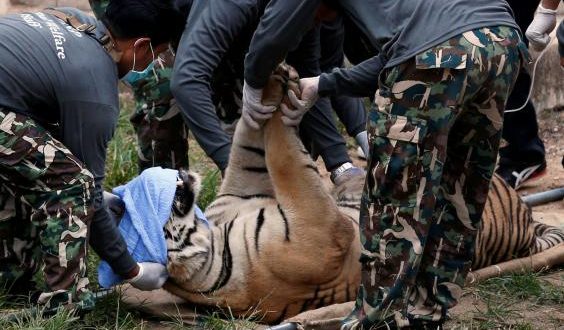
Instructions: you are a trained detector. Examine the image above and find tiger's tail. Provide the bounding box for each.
[530,221,564,254]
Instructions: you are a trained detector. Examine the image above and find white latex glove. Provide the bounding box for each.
[128,262,168,291]
[525,4,557,51]
[241,82,277,130]
[280,76,319,127]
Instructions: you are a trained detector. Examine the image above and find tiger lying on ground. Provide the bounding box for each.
[162,64,564,324]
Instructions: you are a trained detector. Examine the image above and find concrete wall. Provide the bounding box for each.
[531,41,564,111]
[531,7,564,111]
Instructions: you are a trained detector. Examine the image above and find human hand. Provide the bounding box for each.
[241,82,277,130]
[127,262,168,291]
[525,5,557,51]
[280,76,319,126]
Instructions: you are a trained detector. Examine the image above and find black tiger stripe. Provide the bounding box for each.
[345,281,351,302]
[178,224,186,234]
[243,166,269,173]
[255,208,266,251]
[272,305,289,325]
[489,180,507,263]
[202,220,235,294]
[217,193,274,199]
[243,223,252,262]
[298,285,321,313]
[504,182,515,260]
[483,193,495,261]
[298,300,309,314]
[513,193,525,257]
[164,228,173,240]
[205,230,215,275]
[311,285,320,303]
[277,204,290,242]
[520,205,535,254]
[180,225,197,248]
[315,295,326,309]
[306,164,319,174]
[329,287,336,305]
[497,179,513,261]
[241,145,265,157]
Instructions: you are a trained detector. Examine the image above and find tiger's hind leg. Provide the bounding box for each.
[475,175,564,268]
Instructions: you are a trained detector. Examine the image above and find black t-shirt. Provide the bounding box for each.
[0,8,135,275]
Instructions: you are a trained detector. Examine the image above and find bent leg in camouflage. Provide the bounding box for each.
[0,187,38,296]
[128,49,189,171]
[0,110,95,310]
[343,26,524,329]
[88,0,108,20]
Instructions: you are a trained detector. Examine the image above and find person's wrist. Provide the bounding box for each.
[123,263,140,280]
[538,4,558,14]
[540,0,559,11]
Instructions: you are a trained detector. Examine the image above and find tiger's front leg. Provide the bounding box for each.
[262,109,355,280]
[210,66,295,218]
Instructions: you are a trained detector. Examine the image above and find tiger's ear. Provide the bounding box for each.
[172,170,201,217]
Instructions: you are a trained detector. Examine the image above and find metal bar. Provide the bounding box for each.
[267,322,299,330]
[521,187,564,207]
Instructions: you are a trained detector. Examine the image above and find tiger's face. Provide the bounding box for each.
[165,170,212,283]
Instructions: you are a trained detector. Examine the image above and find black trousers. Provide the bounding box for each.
[300,97,352,171]
[500,0,546,167]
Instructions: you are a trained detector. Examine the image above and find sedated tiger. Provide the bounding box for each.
[162,64,564,324]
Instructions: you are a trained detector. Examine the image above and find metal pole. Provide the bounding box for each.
[267,322,299,330]
[521,187,564,207]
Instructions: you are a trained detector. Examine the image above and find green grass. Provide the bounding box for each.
[198,169,221,210]
[449,272,564,329]
[80,291,145,330]
[476,272,564,305]
[104,93,139,190]
[0,307,80,330]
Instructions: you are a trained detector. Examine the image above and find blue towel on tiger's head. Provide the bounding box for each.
[97,167,179,288]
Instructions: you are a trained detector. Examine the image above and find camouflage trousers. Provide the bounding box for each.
[0,110,95,310]
[345,27,525,329]
[128,48,189,172]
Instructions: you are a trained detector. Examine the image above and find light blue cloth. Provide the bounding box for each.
[98,167,179,288]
